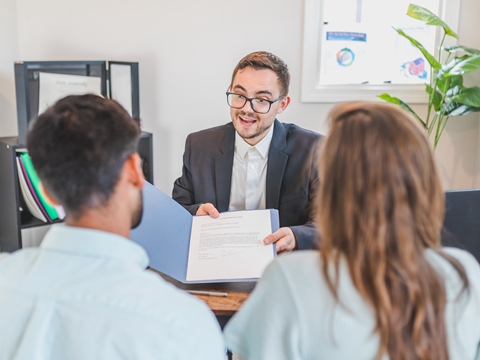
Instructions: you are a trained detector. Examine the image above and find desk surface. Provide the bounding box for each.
[148,267,256,316]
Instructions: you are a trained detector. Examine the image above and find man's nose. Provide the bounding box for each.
[243,99,255,113]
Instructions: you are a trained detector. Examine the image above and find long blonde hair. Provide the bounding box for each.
[318,102,468,360]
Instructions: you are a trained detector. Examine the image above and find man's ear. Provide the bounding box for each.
[276,96,291,114]
[124,153,145,189]
[40,183,60,206]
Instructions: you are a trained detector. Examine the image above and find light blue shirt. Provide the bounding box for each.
[0,224,225,360]
[225,249,480,360]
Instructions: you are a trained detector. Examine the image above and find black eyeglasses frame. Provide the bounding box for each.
[225,91,285,114]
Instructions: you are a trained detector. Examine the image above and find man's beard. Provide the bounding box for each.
[234,110,271,140]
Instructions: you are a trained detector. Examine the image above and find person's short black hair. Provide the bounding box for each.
[27,94,141,218]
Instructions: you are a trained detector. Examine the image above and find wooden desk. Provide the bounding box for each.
[148,267,256,316]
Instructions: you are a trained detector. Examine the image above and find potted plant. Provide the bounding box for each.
[379,3,480,149]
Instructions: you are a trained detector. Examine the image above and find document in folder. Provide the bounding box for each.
[131,181,278,283]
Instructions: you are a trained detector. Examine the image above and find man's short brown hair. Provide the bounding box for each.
[230,51,290,96]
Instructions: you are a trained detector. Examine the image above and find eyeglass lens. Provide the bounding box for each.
[227,94,271,114]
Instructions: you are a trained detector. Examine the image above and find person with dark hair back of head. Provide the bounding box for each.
[173,51,323,253]
[0,95,225,360]
[224,102,480,360]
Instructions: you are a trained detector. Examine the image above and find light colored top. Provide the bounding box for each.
[229,125,273,211]
[224,249,480,360]
[0,224,225,360]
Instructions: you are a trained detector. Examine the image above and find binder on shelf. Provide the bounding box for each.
[17,156,51,221]
[19,153,59,221]
[15,151,59,222]
[16,157,47,223]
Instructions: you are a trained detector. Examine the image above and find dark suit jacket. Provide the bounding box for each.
[172,120,323,250]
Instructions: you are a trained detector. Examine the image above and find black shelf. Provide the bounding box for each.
[19,216,63,229]
[0,132,153,252]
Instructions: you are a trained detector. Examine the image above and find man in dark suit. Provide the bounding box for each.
[173,51,322,253]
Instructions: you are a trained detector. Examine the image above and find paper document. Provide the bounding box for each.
[38,72,102,114]
[186,210,275,281]
[131,181,278,283]
[110,64,133,116]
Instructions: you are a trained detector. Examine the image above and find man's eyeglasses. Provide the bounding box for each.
[226,92,285,114]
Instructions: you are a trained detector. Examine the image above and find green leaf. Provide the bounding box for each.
[440,95,480,116]
[394,28,441,69]
[378,93,426,127]
[445,85,463,98]
[447,86,480,107]
[435,74,462,94]
[407,4,458,38]
[436,76,450,94]
[443,45,480,55]
[444,54,480,76]
[426,84,442,111]
[443,55,470,70]
[438,56,469,77]
[440,102,457,116]
[450,75,463,88]
[443,104,480,117]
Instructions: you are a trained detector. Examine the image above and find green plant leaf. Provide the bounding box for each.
[443,45,480,55]
[407,4,458,38]
[436,75,463,94]
[426,84,442,111]
[436,76,449,94]
[450,75,463,88]
[443,54,480,76]
[394,28,441,69]
[447,86,480,107]
[442,55,470,69]
[441,102,480,116]
[445,85,463,98]
[435,74,463,94]
[438,55,469,77]
[378,93,426,127]
[440,102,456,115]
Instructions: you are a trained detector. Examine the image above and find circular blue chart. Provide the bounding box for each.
[336,48,355,67]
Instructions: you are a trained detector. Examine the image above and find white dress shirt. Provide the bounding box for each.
[229,125,273,211]
[0,224,225,360]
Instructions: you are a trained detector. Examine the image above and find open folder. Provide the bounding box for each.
[131,181,278,283]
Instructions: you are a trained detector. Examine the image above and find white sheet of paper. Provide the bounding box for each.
[186,210,275,281]
[110,64,133,116]
[38,72,102,114]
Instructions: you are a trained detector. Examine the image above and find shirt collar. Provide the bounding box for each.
[234,123,274,159]
[40,224,149,269]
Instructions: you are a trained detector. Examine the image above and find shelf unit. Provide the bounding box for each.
[0,132,153,252]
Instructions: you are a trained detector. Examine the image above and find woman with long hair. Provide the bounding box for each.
[224,102,480,360]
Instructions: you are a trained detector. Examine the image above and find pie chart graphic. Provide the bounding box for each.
[336,48,355,67]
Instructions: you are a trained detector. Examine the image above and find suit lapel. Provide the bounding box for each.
[215,124,235,212]
[266,120,288,209]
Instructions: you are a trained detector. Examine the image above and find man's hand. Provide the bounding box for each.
[263,227,297,254]
[196,203,220,218]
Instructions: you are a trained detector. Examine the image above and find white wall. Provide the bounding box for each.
[461,0,480,188]
[435,0,480,189]
[1,0,479,192]
[0,0,19,137]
